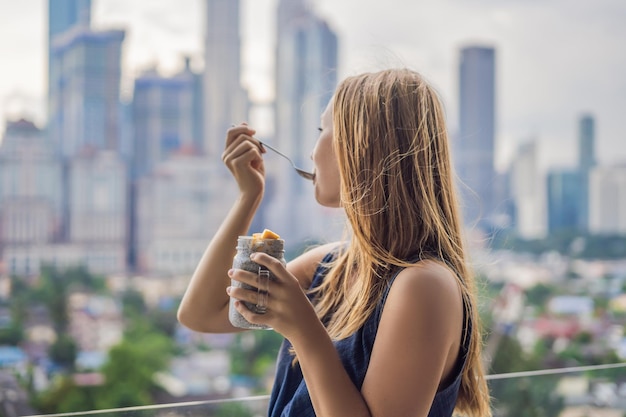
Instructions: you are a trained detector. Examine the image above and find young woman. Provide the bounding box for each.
[177,68,492,417]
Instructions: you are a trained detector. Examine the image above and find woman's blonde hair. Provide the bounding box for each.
[311,68,491,416]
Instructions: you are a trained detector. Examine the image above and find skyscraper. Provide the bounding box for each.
[578,114,596,172]
[47,21,127,262]
[457,46,496,228]
[577,113,596,231]
[547,170,581,234]
[0,120,63,247]
[132,59,199,179]
[47,0,92,96]
[68,149,128,248]
[48,26,125,158]
[269,0,343,243]
[589,165,626,234]
[509,141,545,239]
[204,0,249,157]
[134,153,217,274]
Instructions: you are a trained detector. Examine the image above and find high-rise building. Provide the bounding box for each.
[0,137,128,275]
[134,152,218,274]
[47,0,92,95]
[588,165,626,235]
[132,59,200,179]
[547,170,581,234]
[204,0,249,157]
[200,0,250,247]
[268,0,344,244]
[0,120,63,247]
[578,114,596,172]
[63,148,129,272]
[577,114,596,231]
[457,46,496,228]
[509,141,545,239]
[49,26,125,158]
[48,24,126,249]
[68,149,128,246]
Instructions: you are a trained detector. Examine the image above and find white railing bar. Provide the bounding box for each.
[22,362,626,417]
[485,362,626,380]
[21,395,271,417]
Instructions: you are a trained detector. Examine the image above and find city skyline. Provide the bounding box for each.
[1,0,625,171]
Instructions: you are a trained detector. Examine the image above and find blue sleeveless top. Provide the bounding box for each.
[268,252,471,417]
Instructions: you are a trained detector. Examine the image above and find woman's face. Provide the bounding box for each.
[311,101,341,208]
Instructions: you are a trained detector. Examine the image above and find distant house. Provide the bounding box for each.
[548,295,594,321]
[609,294,626,313]
[0,346,27,373]
[517,316,581,353]
[165,350,231,397]
[68,292,124,352]
[618,338,626,360]
[532,317,582,339]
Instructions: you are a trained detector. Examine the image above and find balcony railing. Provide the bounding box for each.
[20,362,626,417]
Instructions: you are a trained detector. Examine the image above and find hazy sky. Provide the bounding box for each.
[1,0,625,171]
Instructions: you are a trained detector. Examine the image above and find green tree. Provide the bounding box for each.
[488,335,565,416]
[50,334,78,369]
[572,331,592,344]
[490,376,564,417]
[34,315,176,413]
[0,320,24,345]
[489,334,530,375]
[62,265,107,292]
[33,376,103,414]
[121,288,147,317]
[527,337,558,369]
[525,284,555,309]
[230,331,284,380]
[32,376,78,414]
[37,267,69,332]
[95,320,175,409]
[147,308,178,337]
[215,402,254,417]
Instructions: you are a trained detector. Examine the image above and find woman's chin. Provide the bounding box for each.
[314,191,341,208]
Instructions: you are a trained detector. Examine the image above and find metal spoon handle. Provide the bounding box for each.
[257,140,289,161]
[258,139,314,181]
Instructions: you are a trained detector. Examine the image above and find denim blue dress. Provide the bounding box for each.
[268,252,471,417]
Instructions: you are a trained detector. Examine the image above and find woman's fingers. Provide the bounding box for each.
[227,285,260,305]
[228,268,259,286]
[222,142,265,183]
[250,253,292,281]
[223,133,256,160]
[226,124,266,155]
[223,140,260,166]
[226,124,256,147]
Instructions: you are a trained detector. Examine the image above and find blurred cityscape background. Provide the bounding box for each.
[0,0,625,416]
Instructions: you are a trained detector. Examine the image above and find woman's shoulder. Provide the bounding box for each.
[287,241,343,290]
[387,260,463,316]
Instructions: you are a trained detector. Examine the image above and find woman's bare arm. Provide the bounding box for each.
[177,125,265,333]
[288,261,463,417]
[177,193,262,333]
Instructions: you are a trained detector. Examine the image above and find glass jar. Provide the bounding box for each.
[229,235,285,329]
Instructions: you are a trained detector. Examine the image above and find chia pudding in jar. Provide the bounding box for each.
[229,234,285,329]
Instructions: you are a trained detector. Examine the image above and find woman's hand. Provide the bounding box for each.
[227,252,320,341]
[222,124,266,198]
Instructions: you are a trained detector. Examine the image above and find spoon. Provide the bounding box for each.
[257,139,315,181]
[230,124,315,181]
